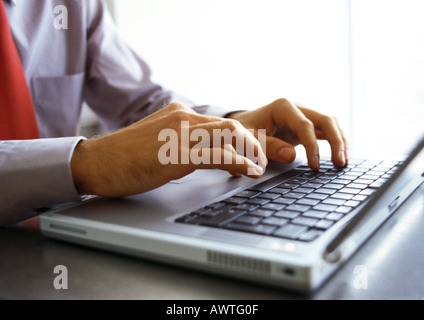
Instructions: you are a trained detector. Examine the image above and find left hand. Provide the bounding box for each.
[228,98,349,170]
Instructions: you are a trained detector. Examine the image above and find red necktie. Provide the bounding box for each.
[0,1,39,140]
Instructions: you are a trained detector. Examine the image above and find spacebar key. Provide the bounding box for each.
[201,209,247,227]
[248,169,304,192]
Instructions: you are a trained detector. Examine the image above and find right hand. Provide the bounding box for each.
[70,103,267,198]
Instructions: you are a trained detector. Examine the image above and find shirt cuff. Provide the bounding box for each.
[0,137,86,225]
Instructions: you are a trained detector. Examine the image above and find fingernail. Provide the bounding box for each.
[259,153,268,168]
[248,164,264,176]
[278,147,295,162]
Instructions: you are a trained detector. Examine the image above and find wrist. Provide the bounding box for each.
[70,139,96,195]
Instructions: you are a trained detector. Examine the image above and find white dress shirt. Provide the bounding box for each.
[0,0,227,225]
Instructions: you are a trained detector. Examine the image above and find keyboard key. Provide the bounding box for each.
[315,219,334,230]
[278,183,300,189]
[360,189,376,196]
[247,169,304,192]
[296,198,320,206]
[325,183,344,190]
[269,187,291,195]
[273,197,296,205]
[262,203,286,211]
[202,209,225,218]
[191,208,212,215]
[303,182,323,189]
[339,187,362,195]
[313,203,338,212]
[310,178,331,184]
[344,200,361,207]
[235,215,262,225]
[298,229,323,242]
[246,198,270,206]
[274,210,300,219]
[292,216,318,227]
[331,193,353,200]
[224,197,247,205]
[225,223,276,235]
[326,212,344,221]
[306,193,329,200]
[355,179,375,185]
[286,204,312,213]
[370,181,385,188]
[320,174,337,180]
[344,172,362,178]
[206,202,226,210]
[350,167,369,173]
[335,206,353,214]
[332,178,353,185]
[367,170,385,176]
[362,160,381,166]
[257,192,280,200]
[262,217,289,226]
[249,209,275,218]
[302,210,328,219]
[175,214,198,223]
[201,209,247,227]
[315,188,337,195]
[294,187,315,194]
[284,192,306,199]
[346,183,368,189]
[290,178,309,185]
[322,198,346,206]
[352,195,368,201]
[235,203,259,211]
[235,190,262,198]
[347,158,364,165]
[273,224,307,239]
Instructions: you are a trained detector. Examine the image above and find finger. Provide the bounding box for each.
[265,135,297,164]
[194,147,264,178]
[229,172,242,177]
[188,119,268,169]
[298,107,349,167]
[270,99,320,170]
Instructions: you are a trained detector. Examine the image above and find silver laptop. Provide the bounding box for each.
[40,135,424,292]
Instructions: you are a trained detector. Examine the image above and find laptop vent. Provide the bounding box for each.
[207,251,271,275]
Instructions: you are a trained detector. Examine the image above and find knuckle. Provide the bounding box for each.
[323,115,338,126]
[274,97,290,106]
[271,98,295,113]
[223,119,241,131]
[299,118,314,130]
[170,109,191,122]
[167,102,185,111]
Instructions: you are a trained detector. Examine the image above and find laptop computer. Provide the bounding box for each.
[40,135,424,292]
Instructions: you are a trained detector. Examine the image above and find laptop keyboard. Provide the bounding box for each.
[175,158,401,242]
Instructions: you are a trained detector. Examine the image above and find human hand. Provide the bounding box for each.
[70,103,267,197]
[228,98,349,170]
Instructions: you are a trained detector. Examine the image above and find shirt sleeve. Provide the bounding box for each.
[83,0,230,131]
[0,137,84,226]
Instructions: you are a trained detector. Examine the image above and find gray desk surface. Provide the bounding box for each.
[1,185,423,300]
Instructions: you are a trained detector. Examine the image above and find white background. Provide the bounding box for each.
[106,0,424,158]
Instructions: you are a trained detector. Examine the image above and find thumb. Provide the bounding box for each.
[266,136,297,164]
